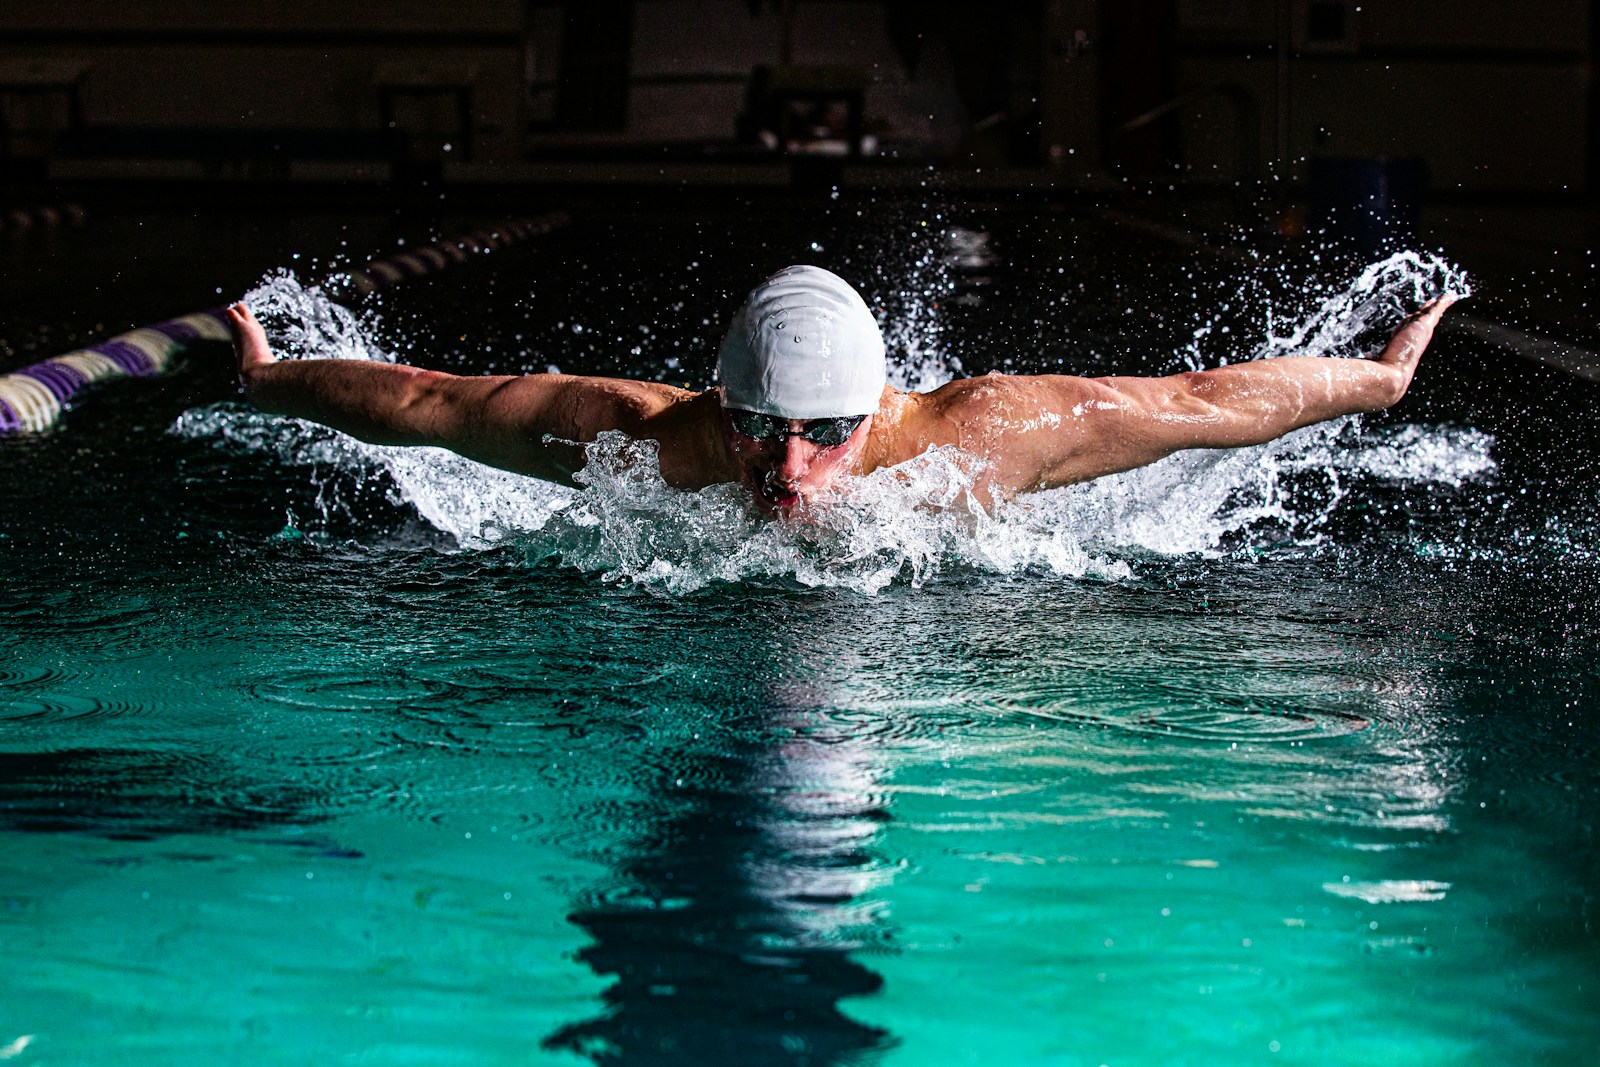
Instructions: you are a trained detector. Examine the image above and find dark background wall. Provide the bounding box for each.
[0,0,1590,194]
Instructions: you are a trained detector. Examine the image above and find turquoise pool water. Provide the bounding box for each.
[3,199,1598,1064]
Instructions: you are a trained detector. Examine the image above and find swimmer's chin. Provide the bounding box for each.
[753,486,800,517]
[751,483,837,521]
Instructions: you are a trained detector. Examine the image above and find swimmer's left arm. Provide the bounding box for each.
[955,295,1457,492]
[228,304,680,484]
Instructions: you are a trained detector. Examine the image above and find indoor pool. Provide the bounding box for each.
[2,194,1597,1065]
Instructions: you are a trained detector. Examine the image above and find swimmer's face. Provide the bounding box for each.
[721,407,873,516]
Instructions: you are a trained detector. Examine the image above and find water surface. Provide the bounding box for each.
[2,199,1597,1065]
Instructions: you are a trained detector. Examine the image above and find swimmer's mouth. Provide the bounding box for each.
[760,475,801,511]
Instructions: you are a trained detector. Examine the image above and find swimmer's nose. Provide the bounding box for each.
[777,436,812,484]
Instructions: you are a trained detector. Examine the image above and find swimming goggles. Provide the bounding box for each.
[727,409,868,447]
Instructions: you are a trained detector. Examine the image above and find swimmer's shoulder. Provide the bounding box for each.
[892,372,1086,431]
[872,372,1103,467]
[608,382,727,454]
[531,375,700,437]
[632,387,734,488]
[927,370,1101,410]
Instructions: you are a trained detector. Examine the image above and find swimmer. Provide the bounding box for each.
[228,264,1458,516]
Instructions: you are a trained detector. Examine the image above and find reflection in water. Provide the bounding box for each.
[547,701,895,1065]
[544,573,1483,1065]
[0,747,344,844]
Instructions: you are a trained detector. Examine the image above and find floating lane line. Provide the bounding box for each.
[0,311,229,434]
[0,211,569,435]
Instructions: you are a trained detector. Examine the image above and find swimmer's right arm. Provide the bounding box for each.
[914,295,1457,493]
[227,304,670,485]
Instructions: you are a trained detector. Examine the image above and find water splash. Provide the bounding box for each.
[1259,251,1474,363]
[531,434,1127,594]
[172,403,571,541]
[240,268,392,363]
[853,218,978,393]
[174,252,1495,591]
[1048,420,1493,557]
[1178,250,1473,371]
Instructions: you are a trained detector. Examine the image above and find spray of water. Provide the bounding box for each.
[173,251,1494,592]
[849,215,980,393]
[240,268,393,363]
[1259,251,1473,362]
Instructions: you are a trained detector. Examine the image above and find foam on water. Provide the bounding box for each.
[173,251,1494,592]
[537,434,1128,593]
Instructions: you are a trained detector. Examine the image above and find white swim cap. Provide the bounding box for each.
[717,265,886,419]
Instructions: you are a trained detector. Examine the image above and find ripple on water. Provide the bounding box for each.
[0,664,65,687]
[249,668,467,713]
[0,682,150,725]
[0,746,346,838]
[392,685,655,755]
[51,601,162,640]
[985,690,1370,744]
[249,653,670,756]
[355,766,561,824]
[230,728,406,771]
[545,798,659,865]
[761,702,981,747]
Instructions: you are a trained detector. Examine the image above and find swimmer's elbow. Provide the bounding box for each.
[1368,364,1411,410]
[1334,362,1409,417]
[376,375,442,443]
[397,370,511,445]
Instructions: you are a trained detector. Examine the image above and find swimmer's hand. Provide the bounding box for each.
[1371,293,1459,397]
[226,303,276,389]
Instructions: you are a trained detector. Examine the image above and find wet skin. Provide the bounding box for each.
[228,295,1459,516]
[720,407,874,516]
[231,302,871,516]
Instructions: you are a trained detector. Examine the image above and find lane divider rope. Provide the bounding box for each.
[0,211,568,434]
